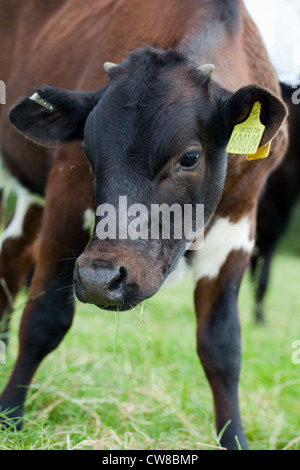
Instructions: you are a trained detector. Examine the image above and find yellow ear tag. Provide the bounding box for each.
[226,101,266,156]
[246,141,271,160]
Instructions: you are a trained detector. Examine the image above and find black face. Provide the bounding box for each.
[9,47,287,311]
[74,49,229,310]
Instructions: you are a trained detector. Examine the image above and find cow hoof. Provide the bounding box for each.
[0,404,24,431]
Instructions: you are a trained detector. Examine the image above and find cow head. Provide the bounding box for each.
[9,48,287,310]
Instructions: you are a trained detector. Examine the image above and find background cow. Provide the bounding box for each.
[250,82,300,322]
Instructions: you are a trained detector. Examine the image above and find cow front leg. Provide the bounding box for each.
[0,259,78,428]
[193,215,255,450]
[0,155,93,428]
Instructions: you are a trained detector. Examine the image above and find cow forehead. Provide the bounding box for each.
[83,49,217,174]
[84,95,203,182]
[101,61,201,119]
[106,48,200,103]
[84,72,204,170]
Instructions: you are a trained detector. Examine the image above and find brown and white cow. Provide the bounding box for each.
[0,0,288,450]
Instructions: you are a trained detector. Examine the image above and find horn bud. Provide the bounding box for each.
[103,62,118,74]
[197,64,215,80]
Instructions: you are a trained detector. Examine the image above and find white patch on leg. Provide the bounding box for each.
[193,215,255,283]
[0,157,44,250]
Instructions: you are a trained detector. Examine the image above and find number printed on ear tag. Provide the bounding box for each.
[226,102,265,155]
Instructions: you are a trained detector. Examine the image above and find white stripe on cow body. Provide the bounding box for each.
[0,156,44,250]
[193,214,255,283]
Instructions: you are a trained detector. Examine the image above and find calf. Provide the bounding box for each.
[0,0,288,450]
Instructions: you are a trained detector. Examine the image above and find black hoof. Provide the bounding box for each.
[0,405,24,431]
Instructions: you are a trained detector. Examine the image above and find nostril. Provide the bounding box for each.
[108,266,127,293]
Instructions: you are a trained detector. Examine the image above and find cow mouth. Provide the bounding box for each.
[96,302,138,312]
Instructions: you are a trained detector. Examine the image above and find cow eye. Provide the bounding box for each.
[180,152,201,169]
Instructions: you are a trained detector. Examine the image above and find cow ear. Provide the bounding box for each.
[9,86,106,147]
[224,85,288,147]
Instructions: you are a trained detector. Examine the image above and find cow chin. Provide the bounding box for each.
[96,301,143,312]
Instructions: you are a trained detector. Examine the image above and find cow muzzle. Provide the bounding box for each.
[74,259,135,310]
[74,239,167,311]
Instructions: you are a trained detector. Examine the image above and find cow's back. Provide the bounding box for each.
[1,0,280,102]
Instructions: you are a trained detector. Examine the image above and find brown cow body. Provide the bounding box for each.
[0,0,288,450]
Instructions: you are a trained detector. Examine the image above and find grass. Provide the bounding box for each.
[1,208,300,450]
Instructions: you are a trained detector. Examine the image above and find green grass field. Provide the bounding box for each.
[1,207,300,450]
